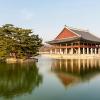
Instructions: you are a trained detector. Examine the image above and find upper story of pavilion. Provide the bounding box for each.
[47,26,100,47]
[46,26,100,55]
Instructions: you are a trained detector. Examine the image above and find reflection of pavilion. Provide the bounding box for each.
[51,59,100,87]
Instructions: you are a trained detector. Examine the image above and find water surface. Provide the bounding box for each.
[0,56,100,100]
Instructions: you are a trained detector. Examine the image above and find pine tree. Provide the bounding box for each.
[0,24,42,59]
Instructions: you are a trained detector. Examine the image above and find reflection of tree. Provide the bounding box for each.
[0,62,42,99]
[51,59,100,87]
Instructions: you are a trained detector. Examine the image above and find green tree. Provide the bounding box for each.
[0,24,42,59]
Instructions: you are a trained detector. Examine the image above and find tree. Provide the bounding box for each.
[0,24,42,58]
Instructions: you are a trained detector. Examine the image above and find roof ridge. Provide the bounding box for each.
[65,25,89,32]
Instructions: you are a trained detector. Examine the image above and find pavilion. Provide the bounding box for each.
[46,26,100,58]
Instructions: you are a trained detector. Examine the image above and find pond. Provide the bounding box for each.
[0,55,100,100]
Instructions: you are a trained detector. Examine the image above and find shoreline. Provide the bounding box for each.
[6,58,38,63]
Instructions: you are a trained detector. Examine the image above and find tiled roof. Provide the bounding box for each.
[70,28,100,42]
[47,26,100,44]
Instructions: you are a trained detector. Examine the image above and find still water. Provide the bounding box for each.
[0,56,100,100]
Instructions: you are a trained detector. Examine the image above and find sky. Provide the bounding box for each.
[0,0,100,42]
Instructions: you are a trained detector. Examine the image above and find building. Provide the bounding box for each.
[46,26,100,58]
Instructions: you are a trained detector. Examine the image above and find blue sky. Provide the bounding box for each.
[0,0,100,42]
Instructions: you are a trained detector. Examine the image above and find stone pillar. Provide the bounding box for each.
[71,48,73,54]
[55,49,57,54]
[66,44,67,54]
[71,43,73,54]
[83,48,85,54]
[60,44,62,54]
[78,48,80,54]
[95,48,97,54]
[91,48,93,54]
[60,48,62,54]
[98,48,100,54]
[87,48,89,54]
[50,49,52,54]
[65,48,67,54]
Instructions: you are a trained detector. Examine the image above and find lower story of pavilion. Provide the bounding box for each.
[49,46,100,55]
